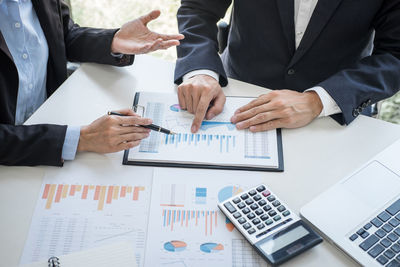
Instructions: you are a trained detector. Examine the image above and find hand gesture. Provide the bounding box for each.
[111,10,184,54]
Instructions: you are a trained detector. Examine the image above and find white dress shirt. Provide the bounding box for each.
[183,0,342,117]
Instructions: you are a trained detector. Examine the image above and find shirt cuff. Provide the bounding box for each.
[110,52,124,59]
[306,86,342,117]
[61,126,81,161]
[182,69,220,82]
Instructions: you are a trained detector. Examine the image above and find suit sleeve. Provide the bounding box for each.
[0,124,67,166]
[319,0,400,125]
[174,0,232,86]
[60,1,134,66]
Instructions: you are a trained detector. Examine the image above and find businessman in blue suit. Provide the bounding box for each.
[174,0,400,133]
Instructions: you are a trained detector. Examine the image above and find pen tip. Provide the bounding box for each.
[170,132,177,135]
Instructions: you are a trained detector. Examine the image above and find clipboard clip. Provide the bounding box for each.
[48,256,60,267]
[133,104,145,117]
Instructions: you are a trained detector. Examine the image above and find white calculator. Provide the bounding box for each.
[218,184,322,265]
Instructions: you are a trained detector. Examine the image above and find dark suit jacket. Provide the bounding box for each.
[0,0,133,166]
[175,0,400,125]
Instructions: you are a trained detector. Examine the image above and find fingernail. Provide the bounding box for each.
[207,113,215,120]
[236,123,243,129]
[231,116,237,123]
[234,109,240,115]
[191,125,197,133]
[249,126,256,132]
[147,119,153,124]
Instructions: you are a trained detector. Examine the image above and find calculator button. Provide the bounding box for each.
[267,195,276,202]
[387,260,400,267]
[361,231,370,239]
[273,215,281,221]
[252,218,261,225]
[387,199,400,216]
[238,218,246,224]
[245,199,254,205]
[277,205,286,212]
[233,212,241,219]
[233,197,241,204]
[377,255,389,265]
[249,190,257,196]
[248,228,256,235]
[265,219,273,225]
[359,234,378,250]
[257,185,266,192]
[376,229,387,238]
[255,209,263,216]
[395,227,400,236]
[250,204,258,210]
[268,210,277,217]
[391,243,400,253]
[378,211,391,222]
[247,213,256,220]
[349,234,358,241]
[364,223,372,230]
[388,233,399,242]
[384,249,395,259]
[368,244,384,258]
[237,202,246,209]
[224,202,237,213]
[242,208,250,214]
[260,214,269,221]
[262,191,271,197]
[257,223,265,230]
[381,238,392,248]
[241,194,249,200]
[253,195,262,201]
[282,210,291,217]
[263,205,272,212]
[357,229,366,236]
[258,200,267,206]
[383,224,394,233]
[243,223,251,230]
[371,218,384,228]
[272,200,281,207]
[389,218,400,227]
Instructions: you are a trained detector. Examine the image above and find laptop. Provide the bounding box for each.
[300,138,400,267]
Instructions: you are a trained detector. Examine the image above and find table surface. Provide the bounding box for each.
[1,55,400,267]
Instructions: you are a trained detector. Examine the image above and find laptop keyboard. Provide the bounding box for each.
[349,199,400,266]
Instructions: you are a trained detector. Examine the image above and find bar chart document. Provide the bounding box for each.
[144,168,267,267]
[123,92,284,171]
[20,160,153,267]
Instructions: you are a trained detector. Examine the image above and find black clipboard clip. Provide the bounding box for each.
[48,256,60,267]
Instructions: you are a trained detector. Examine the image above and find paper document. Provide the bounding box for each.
[125,92,283,171]
[143,168,267,267]
[20,242,137,267]
[20,160,153,266]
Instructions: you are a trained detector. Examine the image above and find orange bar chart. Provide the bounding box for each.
[41,184,146,211]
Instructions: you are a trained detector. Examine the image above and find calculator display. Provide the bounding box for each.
[259,225,309,254]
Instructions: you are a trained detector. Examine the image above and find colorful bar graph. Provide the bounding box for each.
[41,184,146,211]
[162,209,218,236]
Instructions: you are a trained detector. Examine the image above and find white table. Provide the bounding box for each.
[1,55,400,267]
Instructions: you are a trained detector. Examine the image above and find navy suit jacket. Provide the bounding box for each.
[175,0,400,125]
[0,0,133,166]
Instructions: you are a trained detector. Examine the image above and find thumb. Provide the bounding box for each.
[140,10,161,26]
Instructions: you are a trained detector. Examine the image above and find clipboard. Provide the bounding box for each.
[123,92,284,172]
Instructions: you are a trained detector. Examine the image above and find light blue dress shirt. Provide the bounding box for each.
[0,0,80,160]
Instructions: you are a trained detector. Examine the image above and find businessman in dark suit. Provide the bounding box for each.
[174,0,400,133]
[0,1,183,166]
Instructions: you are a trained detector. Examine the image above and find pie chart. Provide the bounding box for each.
[170,104,181,112]
[218,186,243,232]
[200,243,224,253]
[164,241,187,252]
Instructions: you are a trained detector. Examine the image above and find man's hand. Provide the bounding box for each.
[77,109,152,153]
[178,74,226,133]
[230,90,323,132]
[111,10,184,54]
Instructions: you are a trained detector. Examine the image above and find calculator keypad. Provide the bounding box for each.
[221,184,294,239]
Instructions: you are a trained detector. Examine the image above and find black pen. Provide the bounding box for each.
[107,111,176,135]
